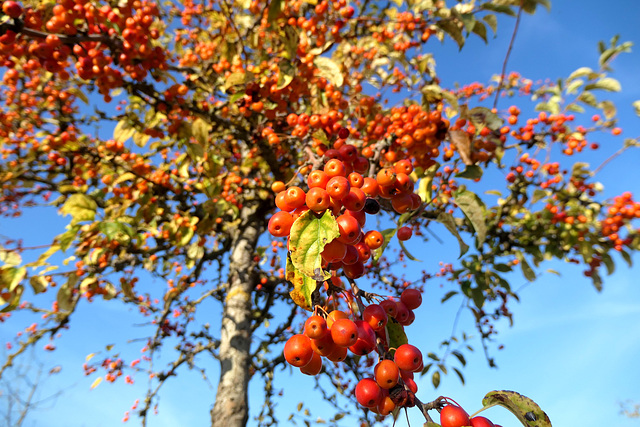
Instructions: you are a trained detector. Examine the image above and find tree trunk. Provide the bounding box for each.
[211,203,264,427]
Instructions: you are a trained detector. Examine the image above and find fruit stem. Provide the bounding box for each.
[468,402,499,418]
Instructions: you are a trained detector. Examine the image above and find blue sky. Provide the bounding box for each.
[2,1,640,426]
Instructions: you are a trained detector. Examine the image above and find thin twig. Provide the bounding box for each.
[493,6,523,110]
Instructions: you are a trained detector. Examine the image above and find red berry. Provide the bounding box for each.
[355,378,383,408]
[348,320,376,355]
[300,351,323,375]
[304,315,328,339]
[268,211,293,237]
[394,343,422,372]
[440,404,471,427]
[374,359,399,389]
[283,334,314,368]
[400,288,422,310]
[338,127,350,139]
[363,304,388,331]
[470,416,496,427]
[330,318,359,347]
[2,1,23,18]
[397,226,413,241]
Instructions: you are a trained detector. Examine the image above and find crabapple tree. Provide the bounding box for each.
[0,0,638,425]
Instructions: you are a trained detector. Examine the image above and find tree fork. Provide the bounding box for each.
[210,199,268,427]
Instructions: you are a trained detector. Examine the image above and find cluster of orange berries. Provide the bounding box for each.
[602,192,640,251]
[268,129,420,278]
[1,0,167,100]
[284,288,424,416]
[355,104,449,170]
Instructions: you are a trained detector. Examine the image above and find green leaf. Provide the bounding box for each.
[1,266,25,292]
[453,189,487,248]
[452,367,465,385]
[373,228,397,264]
[578,91,597,107]
[452,350,466,366]
[459,13,476,33]
[565,79,583,95]
[289,210,339,280]
[436,212,470,257]
[522,0,550,14]
[267,0,283,23]
[281,26,300,59]
[591,269,603,291]
[471,20,487,42]
[600,252,615,275]
[480,3,516,17]
[598,100,617,119]
[58,225,80,252]
[277,59,295,89]
[222,72,247,91]
[620,249,633,267]
[515,251,536,281]
[387,319,408,349]
[456,165,483,180]
[399,240,421,261]
[29,276,48,294]
[584,77,621,92]
[418,163,439,204]
[57,274,78,312]
[467,106,503,131]
[314,57,343,88]
[192,118,211,146]
[441,290,457,303]
[59,194,97,225]
[68,87,89,104]
[0,248,21,267]
[437,20,465,49]
[482,14,498,34]
[432,371,441,388]
[494,263,512,272]
[113,120,135,144]
[566,104,585,113]
[482,390,551,427]
[421,84,444,103]
[0,284,23,312]
[567,66,596,82]
[132,131,150,148]
[470,286,485,309]
[99,221,134,244]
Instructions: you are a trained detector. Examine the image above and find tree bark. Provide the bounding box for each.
[210,202,265,427]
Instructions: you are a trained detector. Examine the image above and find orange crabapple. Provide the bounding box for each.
[299,351,323,375]
[364,230,384,250]
[306,187,331,213]
[355,378,383,408]
[304,315,328,339]
[268,211,294,237]
[394,343,423,372]
[348,320,377,355]
[284,334,314,368]
[374,359,400,389]
[330,318,359,347]
[400,288,422,310]
[363,303,388,331]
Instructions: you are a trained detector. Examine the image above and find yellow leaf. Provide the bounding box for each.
[113,120,135,144]
[313,57,343,88]
[86,353,96,362]
[90,377,102,389]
